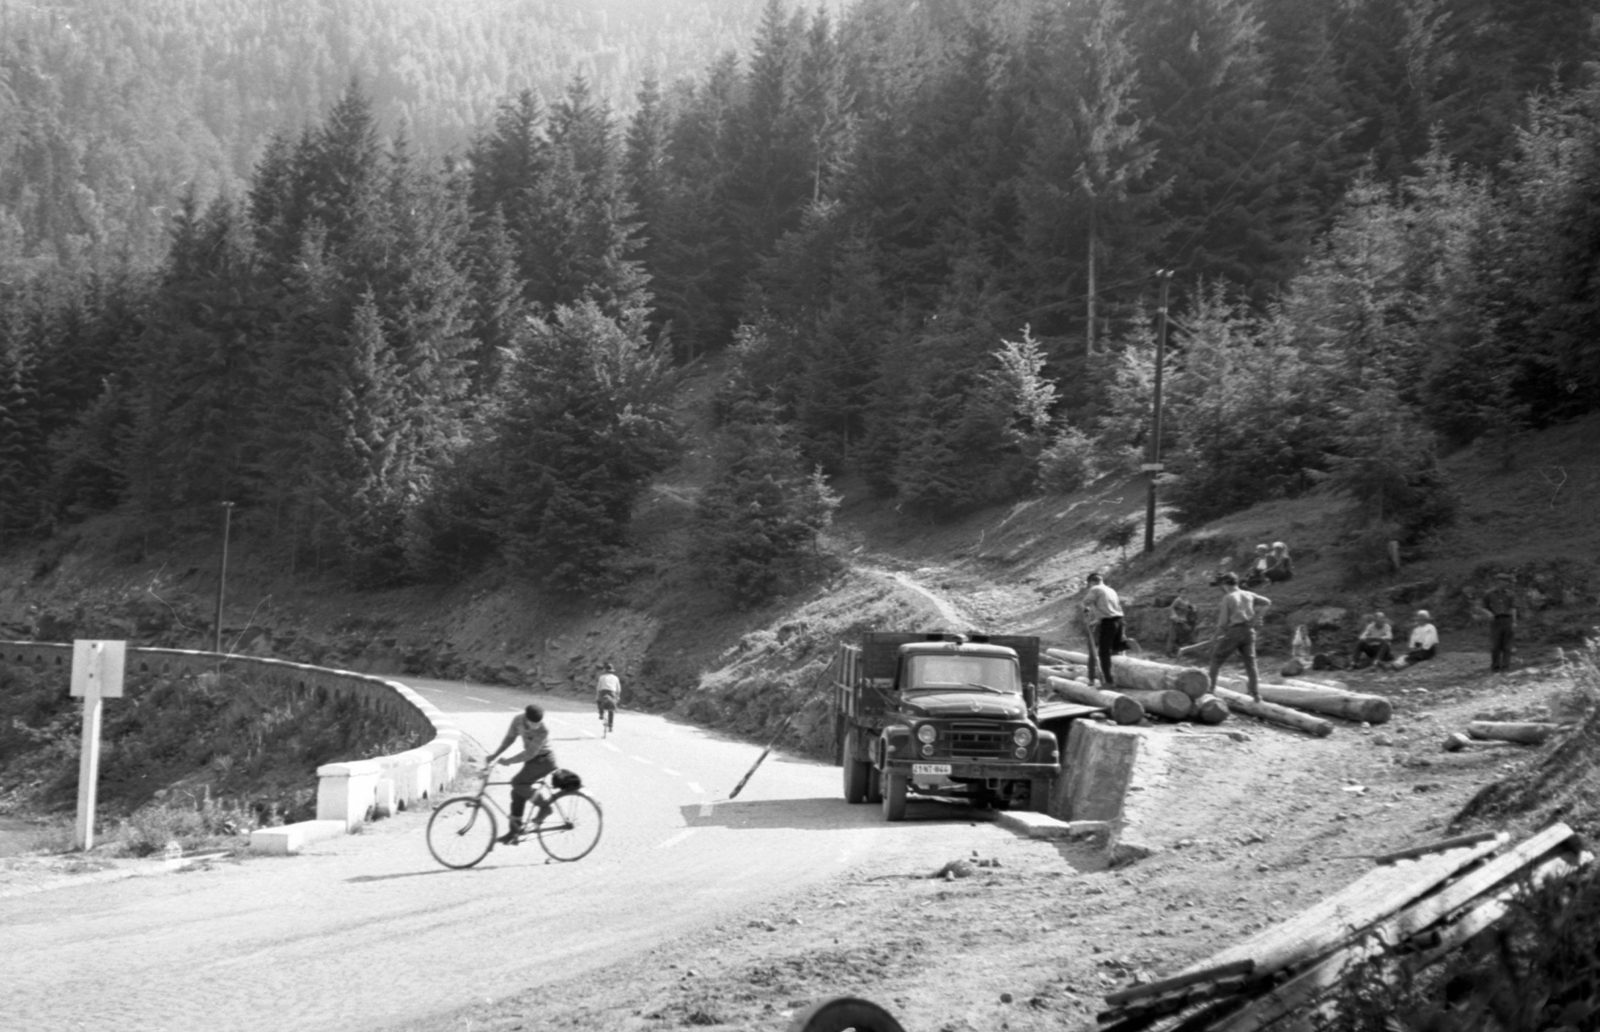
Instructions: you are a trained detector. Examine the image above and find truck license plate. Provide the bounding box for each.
[912,763,952,775]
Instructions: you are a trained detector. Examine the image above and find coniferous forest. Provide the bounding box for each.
[1,0,1598,600]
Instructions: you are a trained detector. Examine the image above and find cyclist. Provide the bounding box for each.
[486,704,556,844]
[596,661,621,725]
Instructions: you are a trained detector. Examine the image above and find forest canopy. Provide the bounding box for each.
[1,0,1597,598]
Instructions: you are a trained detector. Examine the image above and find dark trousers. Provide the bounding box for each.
[510,754,557,821]
[1403,645,1437,665]
[1095,616,1126,683]
[1490,616,1515,671]
[1209,624,1260,695]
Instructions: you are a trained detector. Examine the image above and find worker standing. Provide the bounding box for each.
[1482,574,1518,672]
[1081,572,1127,686]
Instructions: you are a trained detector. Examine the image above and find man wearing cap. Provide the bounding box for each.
[1482,574,1518,672]
[1207,573,1272,701]
[1383,611,1438,671]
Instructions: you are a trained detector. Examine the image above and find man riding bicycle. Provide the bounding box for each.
[486,704,557,843]
[596,661,621,725]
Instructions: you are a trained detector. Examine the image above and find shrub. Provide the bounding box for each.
[1038,426,1098,493]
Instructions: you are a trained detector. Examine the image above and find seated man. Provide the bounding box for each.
[1242,544,1272,588]
[1382,611,1438,671]
[1263,541,1294,583]
[1351,612,1394,669]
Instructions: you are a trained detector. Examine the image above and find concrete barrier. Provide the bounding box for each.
[248,820,348,855]
[0,641,460,849]
[1049,720,1170,864]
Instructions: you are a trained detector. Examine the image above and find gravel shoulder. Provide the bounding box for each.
[402,651,1573,1032]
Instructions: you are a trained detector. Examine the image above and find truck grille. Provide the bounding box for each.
[943,723,1010,758]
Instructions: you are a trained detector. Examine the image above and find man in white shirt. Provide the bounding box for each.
[1383,611,1438,671]
[1207,573,1272,700]
[596,661,622,725]
[1081,572,1126,685]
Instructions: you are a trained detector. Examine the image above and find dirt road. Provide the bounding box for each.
[1,678,970,1032]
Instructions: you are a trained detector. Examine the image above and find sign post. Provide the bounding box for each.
[71,640,126,851]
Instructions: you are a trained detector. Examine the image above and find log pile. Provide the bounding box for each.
[1441,720,1565,752]
[1046,645,1405,735]
[1097,825,1593,1032]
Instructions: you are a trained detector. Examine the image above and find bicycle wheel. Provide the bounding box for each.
[536,791,603,862]
[427,796,496,869]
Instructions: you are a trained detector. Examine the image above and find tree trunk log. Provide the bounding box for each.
[1115,687,1194,720]
[1212,687,1334,737]
[1111,654,1212,699]
[1048,675,1144,725]
[1193,694,1230,725]
[1443,732,1524,752]
[1211,675,1392,725]
[1046,648,1090,667]
[1467,721,1558,744]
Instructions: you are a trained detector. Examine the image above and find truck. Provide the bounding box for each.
[831,631,1061,821]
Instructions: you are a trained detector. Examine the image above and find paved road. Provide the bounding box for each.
[0,678,910,1032]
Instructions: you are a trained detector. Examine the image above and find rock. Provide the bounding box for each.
[1110,837,1158,867]
[1000,992,1014,1003]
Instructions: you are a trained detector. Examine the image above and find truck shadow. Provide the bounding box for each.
[681,796,1001,831]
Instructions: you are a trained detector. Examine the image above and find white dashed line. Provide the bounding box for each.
[661,768,682,777]
[687,782,704,795]
[631,755,653,766]
[465,695,491,704]
[699,801,714,818]
[656,829,697,850]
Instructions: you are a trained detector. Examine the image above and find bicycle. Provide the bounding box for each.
[427,766,603,869]
[598,692,617,736]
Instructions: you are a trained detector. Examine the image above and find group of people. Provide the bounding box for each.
[1241,541,1294,588]
[1349,610,1438,670]
[1079,563,1524,697]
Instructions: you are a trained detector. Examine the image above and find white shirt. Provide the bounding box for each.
[1082,584,1124,621]
[596,672,621,699]
[1409,624,1438,650]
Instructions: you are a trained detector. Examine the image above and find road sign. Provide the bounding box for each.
[71,640,126,850]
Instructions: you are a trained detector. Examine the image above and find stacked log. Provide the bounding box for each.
[1211,687,1334,738]
[1210,674,1392,725]
[1048,675,1145,726]
[1097,826,1592,1032]
[1467,720,1558,744]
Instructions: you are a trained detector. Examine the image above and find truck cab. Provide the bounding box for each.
[833,632,1060,820]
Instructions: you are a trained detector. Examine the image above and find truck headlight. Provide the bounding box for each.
[1012,727,1033,747]
[917,724,937,744]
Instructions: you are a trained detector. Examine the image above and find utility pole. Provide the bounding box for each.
[213,501,235,653]
[1143,270,1174,554]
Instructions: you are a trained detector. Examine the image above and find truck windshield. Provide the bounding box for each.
[903,655,1021,694]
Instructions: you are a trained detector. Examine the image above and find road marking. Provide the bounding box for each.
[465,695,491,704]
[700,801,714,818]
[656,829,697,850]
[631,755,654,765]
[661,768,682,777]
[687,782,704,794]
[602,741,620,753]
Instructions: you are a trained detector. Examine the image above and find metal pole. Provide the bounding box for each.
[1144,271,1173,554]
[213,501,234,653]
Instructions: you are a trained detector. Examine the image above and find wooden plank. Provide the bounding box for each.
[1105,959,1256,1006]
[1210,838,1584,1032]
[1212,687,1334,737]
[1443,732,1525,752]
[1097,974,1256,1026]
[1171,834,1507,980]
[1371,830,1500,865]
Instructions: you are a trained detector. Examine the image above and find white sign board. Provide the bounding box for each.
[71,640,127,850]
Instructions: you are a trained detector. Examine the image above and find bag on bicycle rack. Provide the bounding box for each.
[551,768,582,792]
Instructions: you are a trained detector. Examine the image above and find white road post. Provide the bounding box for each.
[71,639,126,851]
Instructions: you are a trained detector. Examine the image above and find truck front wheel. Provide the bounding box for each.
[881,771,908,821]
[843,729,871,804]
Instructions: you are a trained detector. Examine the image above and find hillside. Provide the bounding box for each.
[1,383,1594,769]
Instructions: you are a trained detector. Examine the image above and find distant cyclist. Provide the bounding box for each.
[485,704,556,843]
[596,662,621,727]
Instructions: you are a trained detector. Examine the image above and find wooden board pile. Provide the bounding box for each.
[1098,824,1593,1032]
[1042,648,1393,736]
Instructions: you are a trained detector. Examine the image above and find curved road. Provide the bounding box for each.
[0,677,972,1032]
